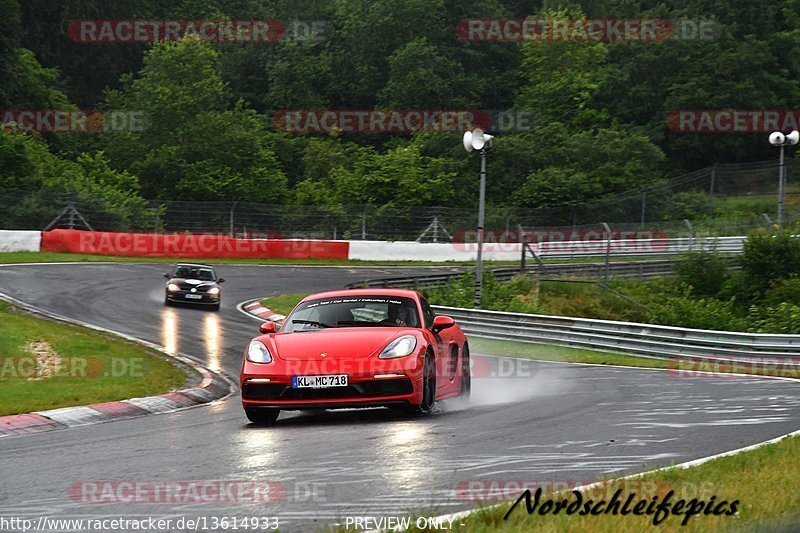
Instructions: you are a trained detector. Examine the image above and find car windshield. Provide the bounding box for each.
[283,296,421,332]
[174,265,216,281]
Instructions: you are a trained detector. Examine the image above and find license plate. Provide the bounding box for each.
[185,294,203,300]
[292,374,348,389]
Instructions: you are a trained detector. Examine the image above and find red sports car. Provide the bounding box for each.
[240,289,470,425]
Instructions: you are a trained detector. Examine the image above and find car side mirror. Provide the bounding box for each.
[259,322,276,334]
[218,278,226,283]
[432,315,455,332]
[163,273,171,279]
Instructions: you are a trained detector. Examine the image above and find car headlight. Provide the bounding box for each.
[378,335,417,359]
[247,340,273,364]
[167,283,180,292]
[208,287,220,295]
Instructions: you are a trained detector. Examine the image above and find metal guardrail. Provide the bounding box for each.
[347,257,740,290]
[432,306,800,360]
[525,235,746,261]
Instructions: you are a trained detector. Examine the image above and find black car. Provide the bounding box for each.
[163,263,225,310]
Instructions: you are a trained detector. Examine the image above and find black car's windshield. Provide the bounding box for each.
[283,296,420,332]
[174,265,216,281]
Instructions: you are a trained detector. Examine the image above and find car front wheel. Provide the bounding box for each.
[416,351,436,414]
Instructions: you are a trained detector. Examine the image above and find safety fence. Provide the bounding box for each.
[348,256,741,289]
[1,158,798,240]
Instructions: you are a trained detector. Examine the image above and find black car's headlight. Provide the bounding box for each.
[247,340,273,363]
[208,287,220,296]
[167,283,180,292]
[378,335,417,359]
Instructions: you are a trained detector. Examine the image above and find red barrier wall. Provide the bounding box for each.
[41,229,350,259]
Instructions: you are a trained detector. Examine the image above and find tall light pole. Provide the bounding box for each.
[769,130,799,230]
[463,128,494,309]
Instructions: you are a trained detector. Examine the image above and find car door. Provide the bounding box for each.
[420,297,458,395]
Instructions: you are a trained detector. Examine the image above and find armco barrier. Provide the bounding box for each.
[41,229,349,259]
[432,305,800,361]
[0,230,41,252]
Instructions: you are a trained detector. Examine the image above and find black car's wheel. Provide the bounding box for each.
[164,295,172,306]
[245,407,280,425]
[210,303,220,311]
[460,343,471,399]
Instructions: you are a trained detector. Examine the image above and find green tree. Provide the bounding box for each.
[378,37,476,108]
[101,38,287,203]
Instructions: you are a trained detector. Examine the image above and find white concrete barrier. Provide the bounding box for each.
[0,230,41,252]
[348,240,522,261]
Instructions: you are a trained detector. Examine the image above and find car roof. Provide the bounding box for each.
[174,263,214,269]
[302,288,422,302]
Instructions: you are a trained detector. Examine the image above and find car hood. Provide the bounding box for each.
[270,328,416,361]
[168,277,219,289]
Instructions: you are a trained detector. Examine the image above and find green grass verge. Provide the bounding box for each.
[259,294,307,316]
[0,300,191,416]
[469,337,670,369]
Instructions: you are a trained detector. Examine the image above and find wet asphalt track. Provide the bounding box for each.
[0,263,799,532]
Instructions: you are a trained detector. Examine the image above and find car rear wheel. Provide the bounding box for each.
[245,407,280,425]
[460,343,471,399]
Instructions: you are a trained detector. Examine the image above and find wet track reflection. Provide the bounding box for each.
[0,263,799,531]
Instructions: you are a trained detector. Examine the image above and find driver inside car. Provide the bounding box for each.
[386,303,409,326]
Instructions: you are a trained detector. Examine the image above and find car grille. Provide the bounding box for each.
[242,378,413,401]
[178,284,212,291]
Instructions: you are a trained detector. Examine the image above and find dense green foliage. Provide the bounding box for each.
[3,0,800,214]
[426,233,800,333]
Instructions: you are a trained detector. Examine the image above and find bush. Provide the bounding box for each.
[740,232,800,300]
[748,302,800,334]
[662,191,713,221]
[647,292,747,331]
[673,251,730,297]
[763,277,800,307]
